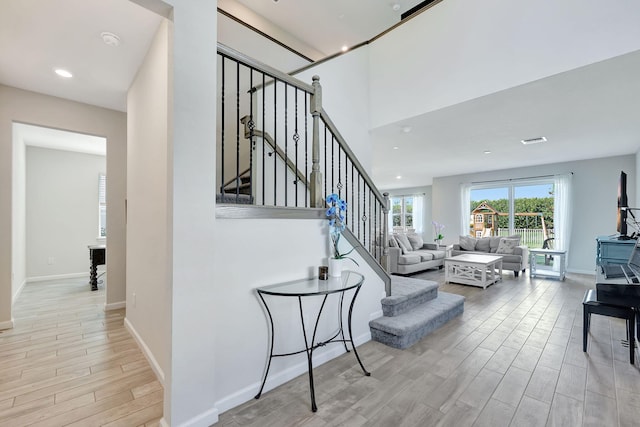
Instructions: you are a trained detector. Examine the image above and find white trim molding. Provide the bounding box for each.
[124,317,165,386]
[12,280,27,304]
[26,272,89,283]
[104,301,126,311]
[213,332,371,414]
[0,319,15,330]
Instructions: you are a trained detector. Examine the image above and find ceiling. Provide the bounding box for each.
[229,0,428,58]
[0,0,162,112]
[2,0,639,190]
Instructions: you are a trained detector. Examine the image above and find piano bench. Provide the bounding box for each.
[583,289,635,364]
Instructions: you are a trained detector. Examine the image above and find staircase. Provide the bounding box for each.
[217,169,253,204]
[369,276,465,349]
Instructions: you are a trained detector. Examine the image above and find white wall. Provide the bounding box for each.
[369,0,640,129]
[161,1,219,426]
[432,155,636,274]
[0,84,127,329]
[296,47,373,174]
[26,146,105,278]
[211,218,385,414]
[11,126,26,305]
[126,14,171,397]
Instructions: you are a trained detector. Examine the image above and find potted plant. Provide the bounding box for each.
[326,193,359,276]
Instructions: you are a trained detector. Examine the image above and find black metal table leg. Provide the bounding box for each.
[255,292,275,399]
[254,272,368,412]
[348,285,370,376]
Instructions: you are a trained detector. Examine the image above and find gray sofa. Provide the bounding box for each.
[388,234,446,275]
[451,235,529,277]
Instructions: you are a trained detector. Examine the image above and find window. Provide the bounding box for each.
[465,179,556,248]
[390,194,424,233]
[99,174,106,238]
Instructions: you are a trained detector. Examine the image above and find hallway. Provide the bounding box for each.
[0,278,162,426]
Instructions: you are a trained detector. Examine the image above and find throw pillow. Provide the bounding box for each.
[395,234,413,254]
[489,236,502,253]
[496,238,519,254]
[506,234,522,245]
[475,237,491,252]
[459,235,477,251]
[388,235,398,248]
[407,234,424,251]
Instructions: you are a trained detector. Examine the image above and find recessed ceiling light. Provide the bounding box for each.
[483,150,492,154]
[393,146,399,150]
[392,3,401,11]
[101,32,121,47]
[402,126,412,133]
[396,175,402,179]
[521,136,547,145]
[341,45,349,52]
[54,69,73,78]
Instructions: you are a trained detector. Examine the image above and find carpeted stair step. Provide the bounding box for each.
[382,276,439,317]
[369,291,465,349]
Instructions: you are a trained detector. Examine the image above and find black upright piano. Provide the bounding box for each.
[596,268,640,336]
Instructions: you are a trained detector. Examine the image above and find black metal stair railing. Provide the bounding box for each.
[217,43,391,289]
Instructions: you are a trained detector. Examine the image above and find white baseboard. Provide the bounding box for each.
[27,272,88,283]
[214,330,371,415]
[12,280,26,304]
[171,407,220,427]
[104,301,126,311]
[567,268,596,276]
[0,319,14,330]
[369,309,383,321]
[124,317,165,386]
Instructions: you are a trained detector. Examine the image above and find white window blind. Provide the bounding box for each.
[99,174,106,237]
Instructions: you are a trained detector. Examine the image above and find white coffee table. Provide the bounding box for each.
[445,254,503,289]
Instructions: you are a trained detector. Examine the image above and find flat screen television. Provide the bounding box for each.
[617,171,630,240]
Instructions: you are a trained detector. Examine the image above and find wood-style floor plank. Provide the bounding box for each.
[0,278,163,426]
[219,271,640,427]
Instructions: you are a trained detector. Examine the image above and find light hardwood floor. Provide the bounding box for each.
[0,278,163,426]
[219,271,640,427]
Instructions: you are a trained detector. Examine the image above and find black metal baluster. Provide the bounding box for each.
[248,70,254,202]
[331,136,335,193]
[262,73,266,205]
[273,79,277,206]
[294,88,299,207]
[304,94,308,207]
[351,163,355,231]
[358,176,361,239]
[235,61,241,204]
[337,142,342,199]
[284,84,288,207]
[220,56,225,196]
[323,127,327,198]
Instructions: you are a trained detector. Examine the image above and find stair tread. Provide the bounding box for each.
[384,277,439,305]
[370,292,465,335]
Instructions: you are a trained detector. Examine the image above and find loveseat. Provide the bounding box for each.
[451,235,529,277]
[388,233,447,275]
